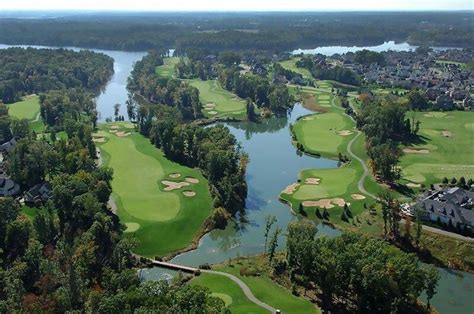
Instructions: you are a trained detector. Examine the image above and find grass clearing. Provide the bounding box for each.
[189,79,247,119]
[155,57,180,78]
[400,111,474,184]
[96,122,213,257]
[8,95,40,120]
[279,58,313,80]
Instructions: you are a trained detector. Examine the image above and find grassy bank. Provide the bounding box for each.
[95,122,213,257]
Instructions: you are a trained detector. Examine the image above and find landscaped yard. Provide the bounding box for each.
[155,57,180,78]
[189,79,247,119]
[400,111,474,185]
[96,122,213,257]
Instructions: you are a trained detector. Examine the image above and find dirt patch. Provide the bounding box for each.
[403,148,430,154]
[303,199,334,209]
[351,194,366,200]
[407,183,421,188]
[304,177,320,185]
[208,111,218,115]
[93,136,107,143]
[441,130,452,137]
[282,183,300,195]
[338,130,353,136]
[169,173,181,178]
[185,177,199,184]
[183,191,196,197]
[161,180,190,191]
[116,131,131,137]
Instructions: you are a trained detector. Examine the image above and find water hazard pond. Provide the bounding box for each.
[0,43,472,313]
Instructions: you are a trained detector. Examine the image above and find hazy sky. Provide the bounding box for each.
[0,0,472,11]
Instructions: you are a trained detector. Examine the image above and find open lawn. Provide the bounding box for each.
[400,111,474,185]
[279,58,313,80]
[189,79,247,119]
[96,122,213,257]
[156,57,180,78]
[8,95,40,120]
[191,273,267,314]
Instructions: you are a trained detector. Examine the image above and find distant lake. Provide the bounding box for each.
[292,41,460,56]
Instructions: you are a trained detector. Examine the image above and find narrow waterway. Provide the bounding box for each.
[0,43,472,314]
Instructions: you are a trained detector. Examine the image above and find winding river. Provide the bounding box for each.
[0,43,472,313]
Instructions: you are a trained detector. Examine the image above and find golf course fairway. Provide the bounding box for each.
[96,122,213,257]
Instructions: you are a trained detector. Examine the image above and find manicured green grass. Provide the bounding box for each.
[189,79,247,119]
[191,273,266,314]
[21,206,44,220]
[400,111,474,184]
[8,95,40,120]
[216,264,320,314]
[279,58,312,80]
[155,57,180,78]
[96,122,213,257]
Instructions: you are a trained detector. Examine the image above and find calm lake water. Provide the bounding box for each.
[1,43,472,314]
[292,40,459,56]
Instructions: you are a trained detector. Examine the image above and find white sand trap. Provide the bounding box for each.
[283,183,300,195]
[407,183,421,188]
[423,113,434,118]
[169,173,181,178]
[351,194,366,200]
[441,131,452,137]
[109,129,118,133]
[183,191,196,197]
[110,125,120,129]
[403,148,430,154]
[124,222,140,233]
[116,131,131,137]
[338,130,353,136]
[331,198,348,207]
[208,111,218,115]
[305,177,321,185]
[205,103,216,108]
[161,180,190,191]
[303,116,314,121]
[185,177,199,184]
[124,124,135,129]
[303,199,334,209]
[204,107,213,111]
[93,137,107,143]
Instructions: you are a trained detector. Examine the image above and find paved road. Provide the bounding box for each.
[401,220,474,242]
[202,269,277,313]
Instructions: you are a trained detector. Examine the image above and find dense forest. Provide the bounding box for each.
[0,48,113,104]
[0,12,472,52]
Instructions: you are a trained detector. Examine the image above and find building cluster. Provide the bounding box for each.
[0,137,51,206]
[407,187,474,232]
[339,49,474,110]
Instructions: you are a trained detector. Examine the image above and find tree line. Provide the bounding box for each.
[0,47,113,104]
[296,56,361,86]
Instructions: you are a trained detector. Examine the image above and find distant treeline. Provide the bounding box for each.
[0,47,113,103]
[0,12,472,52]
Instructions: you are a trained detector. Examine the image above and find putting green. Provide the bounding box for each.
[189,79,246,118]
[400,111,474,184]
[8,95,40,120]
[97,122,213,256]
[211,293,233,307]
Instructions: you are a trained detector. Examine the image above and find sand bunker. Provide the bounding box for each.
[110,125,120,129]
[124,124,135,129]
[351,194,366,200]
[116,131,131,137]
[93,136,107,143]
[185,177,199,184]
[204,107,214,111]
[208,111,218,115]
[162,180,190,191]
[124,222,140,233]
[441,131,452,137]
[169,173,181,178]
[283,183,300,195]
[183,191,196,197]
[109,129,118,133]
[303,198,349,208]
[303,116,314,121]
[403,148,430,154]
[205,103,216,108]
[305,177,321,185]
[338,130,353,136]
[407,183,421,188]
